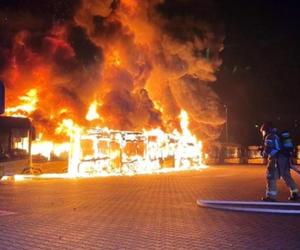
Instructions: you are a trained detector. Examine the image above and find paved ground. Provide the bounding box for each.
[0,165,300,250]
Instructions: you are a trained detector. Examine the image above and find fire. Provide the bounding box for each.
[29,119,79,161]
[153,101,164,113]
[67,109,205,177]
[32,140,53,161]
[3,0,225,142]
[55,119,80,137]
[180,110,191,137]
[0,1,226,180]
[31,135,69,161]
[86,101,100,121]
[111,51,122,66]
[5,88,38,117]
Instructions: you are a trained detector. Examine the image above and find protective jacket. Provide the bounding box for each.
[262,129,298,199]
[262,129,281,159]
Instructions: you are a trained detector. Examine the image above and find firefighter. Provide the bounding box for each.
[260,122,299,201]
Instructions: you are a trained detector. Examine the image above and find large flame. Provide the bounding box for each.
[67,109,205,177]
[5,89,38,117]
[86,101,101,121]
[0,1,225,175]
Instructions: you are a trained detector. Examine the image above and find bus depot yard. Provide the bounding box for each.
[1,165,300,250]
[1,78,300,249]
[2,90,300,249]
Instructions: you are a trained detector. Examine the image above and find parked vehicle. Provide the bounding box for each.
[0,116,37,179]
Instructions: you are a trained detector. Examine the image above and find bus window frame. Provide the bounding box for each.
[0,127,31,162]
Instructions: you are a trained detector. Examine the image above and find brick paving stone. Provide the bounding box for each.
[0,165,300,249]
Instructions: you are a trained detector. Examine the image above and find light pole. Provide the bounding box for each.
[224,104,228,143]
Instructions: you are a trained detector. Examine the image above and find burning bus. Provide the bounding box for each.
[68,120,204,177]
[69,128,149,175]
[0,116,36,179]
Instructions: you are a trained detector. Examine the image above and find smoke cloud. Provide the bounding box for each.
[0,0,225,141]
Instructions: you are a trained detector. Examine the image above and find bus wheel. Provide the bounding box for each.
[22,167,42,175]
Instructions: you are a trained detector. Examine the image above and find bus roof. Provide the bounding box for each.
[0,116,32,129]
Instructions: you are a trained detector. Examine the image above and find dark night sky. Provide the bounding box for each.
[1,0,300,146]
[215,0,300,146]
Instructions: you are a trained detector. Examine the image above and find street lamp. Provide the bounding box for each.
[224,104,228,143]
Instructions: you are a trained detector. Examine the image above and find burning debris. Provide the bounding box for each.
[0,0,225,175]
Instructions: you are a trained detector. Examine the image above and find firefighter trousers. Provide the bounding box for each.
[266,157,298,199]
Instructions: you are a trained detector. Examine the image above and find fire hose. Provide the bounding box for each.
[197,200,300,214]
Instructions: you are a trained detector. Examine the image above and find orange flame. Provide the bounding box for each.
[5,89,38,117]
[1,1,225,178]
[86,101,100,121]
[67,109,205,177]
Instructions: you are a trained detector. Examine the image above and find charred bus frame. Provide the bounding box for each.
[69,128,202,176]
